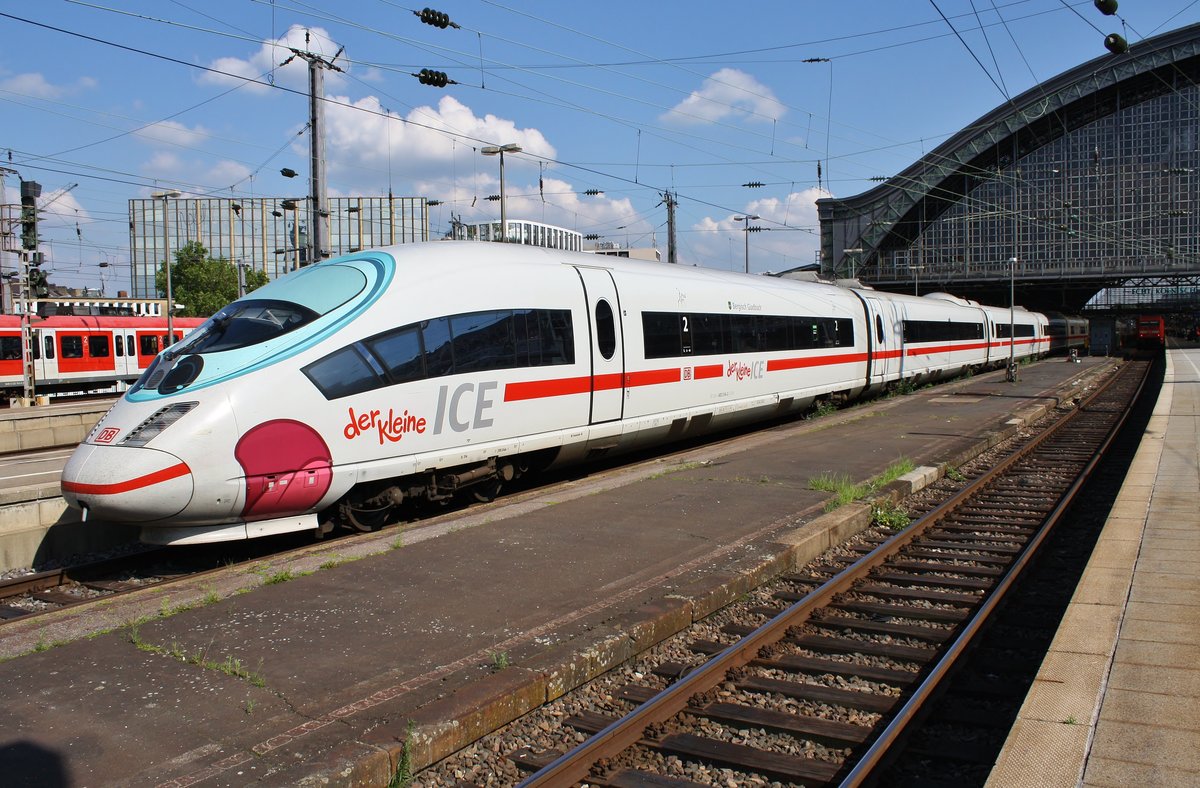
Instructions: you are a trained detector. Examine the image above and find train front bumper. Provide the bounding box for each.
[61,444,193,523]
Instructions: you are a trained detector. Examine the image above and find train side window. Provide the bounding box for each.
[641,312,682,359]
[141,335,160,356]
[540,310,574,365]
[126,335,135,356]
[594,300,616,360]
[32,337,40,360]
[88,336,111,358]
[729,315,761,352]
[0,337,20,360]
[875,315,884,344]
[760,316,789,352]
[452,310,516,373]
[115,335,124,357]
[366,325,425,384]
[691,313,725,356]
[61,335,84,359]
[421,317,454,377]
[44,336,54,359]
[302,345,385,400]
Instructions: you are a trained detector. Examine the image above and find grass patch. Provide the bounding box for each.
[649,460,706,480]
[489,650,510,671]
[128,623,266,687]
[391,534,405,550]
[807,398,837,420]
[388,721,416,788]
[945,465,966,482]
[871,500,911,530]
[809,458,915,512]
[261,569,297,585]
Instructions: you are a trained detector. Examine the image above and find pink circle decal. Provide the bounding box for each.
[235,419,333,520]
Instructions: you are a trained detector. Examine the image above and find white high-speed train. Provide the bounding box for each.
[61,242,1048,545]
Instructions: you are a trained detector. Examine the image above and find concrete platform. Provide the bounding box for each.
[988,347,1200,788]
[0,399,115,568]
[0,358,1116,787]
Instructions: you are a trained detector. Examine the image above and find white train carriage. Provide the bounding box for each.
[61,242,1048,545]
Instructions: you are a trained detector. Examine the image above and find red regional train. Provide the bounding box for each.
[1136,314,1166,348]
[0,315,205,397]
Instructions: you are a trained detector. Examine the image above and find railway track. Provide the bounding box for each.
[508,359,1149,787]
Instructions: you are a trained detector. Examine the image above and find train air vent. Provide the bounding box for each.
[120,402,198,447]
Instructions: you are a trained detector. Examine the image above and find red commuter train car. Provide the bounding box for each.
[0,315,205,397]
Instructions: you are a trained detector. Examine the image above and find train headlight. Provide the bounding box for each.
[119,402,199,448]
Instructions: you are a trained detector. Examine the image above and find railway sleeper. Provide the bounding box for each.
[619,683,873,746]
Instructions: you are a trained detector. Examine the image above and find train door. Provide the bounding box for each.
[573,266,625,424]
[863,295,900,386]
[135,331,161,369]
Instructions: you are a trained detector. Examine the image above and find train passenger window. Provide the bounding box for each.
[301,346,384,400]
[141,335,160,356]
[691,313,726,355]
[115,336,124,357]
[44,336,54,360]
[126,336,135,356]
[422,317,454,377]
[537,310,574,365]
[729,315,762,352]
[452,310,516,373]
[32,337,40,360]
[0,337,20,360]
[760,316,789,352]
[594,300,616,360]
[875,315,885,344]
[366,326,425,383]
[88,336,111,357]
[61,336,83,359]
[642,313,682,359]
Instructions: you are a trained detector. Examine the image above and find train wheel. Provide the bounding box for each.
[342,502,391,532]
[472,480,503,503]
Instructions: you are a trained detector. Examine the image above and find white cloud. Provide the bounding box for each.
[133,120,213,149]
[198,25,348,94]
[321,94,556,190]
[686,187,829,273]
[663,68,785,125]
[0,73,95,99]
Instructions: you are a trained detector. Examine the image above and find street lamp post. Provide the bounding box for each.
[1007,257,1017,382]
[481,144,522,242]
[151,190,182,341]
[734,214,760,273]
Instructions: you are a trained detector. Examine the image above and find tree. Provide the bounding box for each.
[154,241,269,317]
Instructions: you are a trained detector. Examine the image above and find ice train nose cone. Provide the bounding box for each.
[61,444,193,523]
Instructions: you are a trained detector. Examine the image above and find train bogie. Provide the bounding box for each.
[60,242,1053,544]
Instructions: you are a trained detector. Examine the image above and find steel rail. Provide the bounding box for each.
[839,359,1149,784]
[520,360,1142,788]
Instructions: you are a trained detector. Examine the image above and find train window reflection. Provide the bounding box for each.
[0,337,20,361]
[302,346,383,400]
[61,335,83,359]
[88,335,111,358]
[176,299,319,355]
[595,301,616,360]
[304,308,576,400]
[367,326,424,383]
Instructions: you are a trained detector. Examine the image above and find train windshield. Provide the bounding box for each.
[170,263,369,356]
[174,299,320,355]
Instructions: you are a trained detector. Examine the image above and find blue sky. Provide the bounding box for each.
[2,0,1197,292]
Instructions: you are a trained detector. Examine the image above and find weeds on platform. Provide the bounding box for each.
[128,623,266,687]
[945,465,967,483]
[389,721,416,788]
[810,458,915,512]
[489,650,510,671]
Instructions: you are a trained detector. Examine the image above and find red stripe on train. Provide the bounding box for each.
[62,462,191,496]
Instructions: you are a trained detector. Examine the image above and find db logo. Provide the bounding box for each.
[94,427,120,444]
